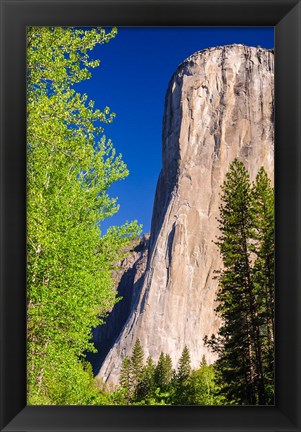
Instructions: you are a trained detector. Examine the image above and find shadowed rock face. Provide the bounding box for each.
[96,44,274,384]
[88,235,149,374]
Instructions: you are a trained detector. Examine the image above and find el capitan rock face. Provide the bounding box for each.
[87,235,149,375]
[96,44,274,384]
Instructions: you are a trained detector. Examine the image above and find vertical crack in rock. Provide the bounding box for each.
[96,44,274,384]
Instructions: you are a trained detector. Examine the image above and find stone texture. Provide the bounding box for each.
[88,235,149,374]
[97,44,274,384]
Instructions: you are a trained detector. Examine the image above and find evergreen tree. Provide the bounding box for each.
[131,339,144,396]
[136,356,156,401]
[154,352,174,392]
[200,355,207,367]
[205,160,269,405]
[173,346,191,404]
[119,356,132,403]
[177,346,191,383]
[154,352,166,389]
[164,354,174,386]
[251,168,275,404]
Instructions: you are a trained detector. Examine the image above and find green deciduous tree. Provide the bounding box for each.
[181,361,219,405]
[27,26,141,405]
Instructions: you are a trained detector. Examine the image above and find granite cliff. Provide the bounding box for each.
[87,235,149,375]
[95,44,274,384]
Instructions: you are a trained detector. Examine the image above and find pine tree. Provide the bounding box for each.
[200,355,207,367]
[205,160,268,405]
[154,352,166,390]
[251,167,275,404]
[154,352,174,392]
[164,354,174,386]
[217,159,257,404]
[177,346,191,383]
[136,356,156,401]
[119,356,132,403]
[172,346,192,404]
[131,339,144,397]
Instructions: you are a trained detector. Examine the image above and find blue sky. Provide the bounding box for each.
[76,27,274,235]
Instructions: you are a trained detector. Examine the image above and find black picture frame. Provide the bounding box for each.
[1,0,300,431]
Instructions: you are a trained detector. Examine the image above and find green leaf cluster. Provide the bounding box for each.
[27,27,141,405]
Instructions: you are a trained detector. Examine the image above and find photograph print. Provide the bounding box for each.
[27,26,274,405]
